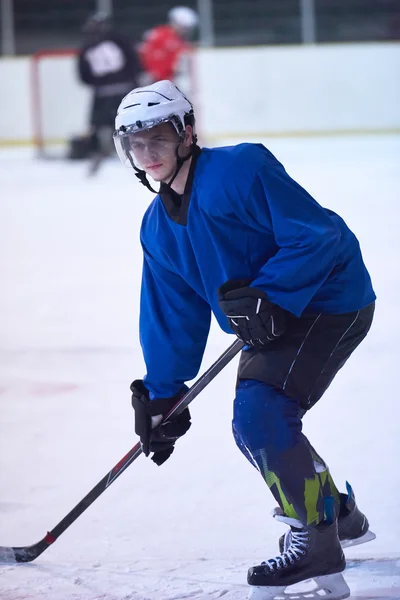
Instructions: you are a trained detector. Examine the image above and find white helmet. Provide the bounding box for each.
[168,6,198,29]
[115,80,194,138]
[114,80,196,176]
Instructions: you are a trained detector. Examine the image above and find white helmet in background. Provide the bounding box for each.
[168,6,199,30]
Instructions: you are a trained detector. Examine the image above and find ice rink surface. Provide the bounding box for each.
[0,135,399,599]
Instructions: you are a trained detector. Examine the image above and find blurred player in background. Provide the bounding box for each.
[138,6,198,94]
[76,11,141,174]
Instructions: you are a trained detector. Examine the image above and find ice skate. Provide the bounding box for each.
[337,481,376,548]
[277,482,375,553]
[248,517,349,600]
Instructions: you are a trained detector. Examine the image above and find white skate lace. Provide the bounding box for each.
[263,530,310,571]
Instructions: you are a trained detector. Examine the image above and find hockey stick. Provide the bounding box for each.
[0,338,244,564]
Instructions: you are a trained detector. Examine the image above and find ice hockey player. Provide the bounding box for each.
[138,6,198,84]
[113,80,376,599]
[77,11,141,174]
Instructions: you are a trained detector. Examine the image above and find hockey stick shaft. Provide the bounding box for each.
[0,338,244,563]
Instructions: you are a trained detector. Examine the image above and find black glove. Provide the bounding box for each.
[217,279,287,349]
[130,380,191,466]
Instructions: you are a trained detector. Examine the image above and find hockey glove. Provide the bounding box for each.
[217,279,287,349]
[130,380,191,466]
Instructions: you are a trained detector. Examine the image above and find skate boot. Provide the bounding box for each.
[248,517,349,600]
[337,481,376,548]
[278,482,375,553]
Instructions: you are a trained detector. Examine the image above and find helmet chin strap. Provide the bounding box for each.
[165,143,193,190]
[127,153,159,194]
[129,140,197,194]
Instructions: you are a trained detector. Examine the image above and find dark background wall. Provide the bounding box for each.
[7,0,400,55]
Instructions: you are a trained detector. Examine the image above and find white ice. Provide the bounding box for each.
[0,136,399,600]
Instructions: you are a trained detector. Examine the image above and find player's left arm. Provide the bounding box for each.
[218,161,341,347]
[248,163,341,317]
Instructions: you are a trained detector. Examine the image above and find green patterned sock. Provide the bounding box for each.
[259,449,340,525]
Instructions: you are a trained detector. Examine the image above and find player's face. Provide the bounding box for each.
[127,123,185,183]
[175,25,195,40]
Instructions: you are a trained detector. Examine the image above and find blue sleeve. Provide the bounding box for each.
[248,163,341,316]
[140,247,212,398]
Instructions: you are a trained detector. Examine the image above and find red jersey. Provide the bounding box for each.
[139,25,190,82]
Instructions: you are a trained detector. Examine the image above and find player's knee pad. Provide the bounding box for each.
[233,379,302,456]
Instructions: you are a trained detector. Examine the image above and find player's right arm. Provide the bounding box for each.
[131,247,209,466]
[139,244,212,400]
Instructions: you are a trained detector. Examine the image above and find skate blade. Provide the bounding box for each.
[341,529,376,549]
[248,572,350,600]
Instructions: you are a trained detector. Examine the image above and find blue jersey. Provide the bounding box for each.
[139,143,375,398]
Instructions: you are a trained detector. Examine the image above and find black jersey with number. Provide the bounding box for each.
[78,32,140,96]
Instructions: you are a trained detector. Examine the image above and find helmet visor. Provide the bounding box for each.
[113,128,181,170]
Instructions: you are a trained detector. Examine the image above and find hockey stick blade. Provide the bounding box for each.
[0,538,52,563]
[0,440,143,564]
[0,338,244,563]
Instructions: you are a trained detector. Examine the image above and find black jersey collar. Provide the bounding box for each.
[159,144,202,226]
